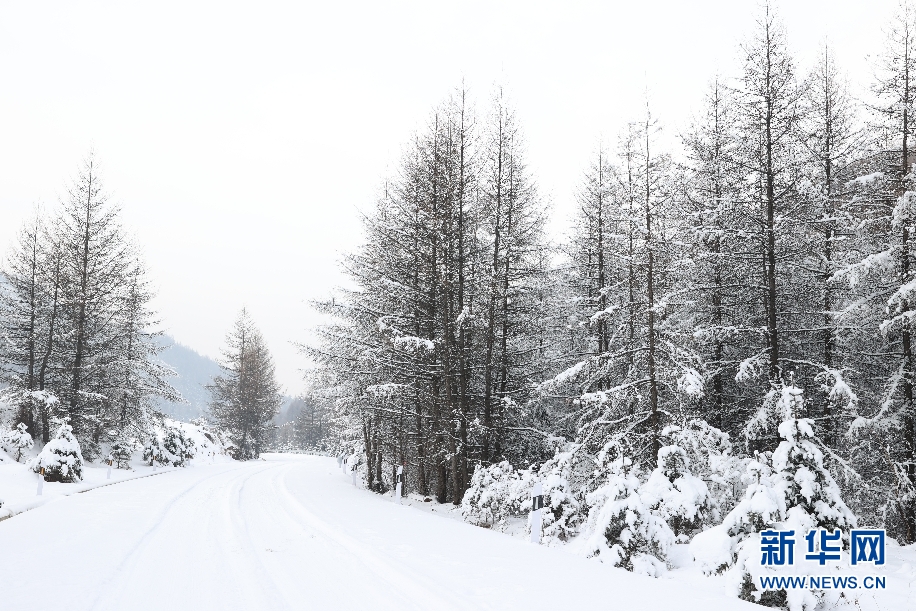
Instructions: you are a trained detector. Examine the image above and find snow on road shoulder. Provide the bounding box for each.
[322,455,916,611]
[0,450,234,522]
[0,418,232,521]
[275,455,760,611]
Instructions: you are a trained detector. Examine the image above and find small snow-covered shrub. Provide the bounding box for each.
[581,445,674,576]
[663,421,745,521]
[163,425,196,466]
[1,423,34,462]
[640,445,715,540]
[110,438,135,469]
[531,448,585,544]
[28,421,83,482]
[143,422,197,467]
[461,461,527,529]
[461,445,586,543]
[143,435,168,466]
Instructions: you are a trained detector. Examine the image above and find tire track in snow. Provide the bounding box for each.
[221,463,295,611]
[87,462,276,611]
[272,463,478,611]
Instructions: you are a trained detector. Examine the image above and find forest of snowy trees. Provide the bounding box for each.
[4,0,916,605]
[308,3,916,596]
[0,162,286,470]
[0,157,179,459]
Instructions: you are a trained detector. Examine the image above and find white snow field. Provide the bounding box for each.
[0,454,904,610]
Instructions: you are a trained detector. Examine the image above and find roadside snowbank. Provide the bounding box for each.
[0,418,232,521]
[356,465,916,611]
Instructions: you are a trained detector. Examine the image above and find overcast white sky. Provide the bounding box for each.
[0,0,900,394]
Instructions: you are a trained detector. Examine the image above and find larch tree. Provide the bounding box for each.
[831,1,916,542]
[209,309,282,460]
[681,79,748,434]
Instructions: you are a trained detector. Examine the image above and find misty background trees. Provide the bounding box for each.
[309,3,916,547]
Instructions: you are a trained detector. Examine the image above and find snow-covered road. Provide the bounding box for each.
[0,455,756,610]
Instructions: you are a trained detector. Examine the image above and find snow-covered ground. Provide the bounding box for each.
[0,454,911,610]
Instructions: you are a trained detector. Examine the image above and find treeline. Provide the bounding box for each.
[268,395,333,453]
[309,87,554,500]
[0,158,177,457]
[311,2,916,544]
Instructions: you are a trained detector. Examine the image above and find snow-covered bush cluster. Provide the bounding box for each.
[460,389,863,603]
[461,444,584,544]
[461,461,527,529]
[143,420,199,467]
[684,386,859,609]
[572,425,724,576]
[461,431,717,576]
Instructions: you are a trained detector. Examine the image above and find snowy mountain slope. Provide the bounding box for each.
[0,455,757,611]
[153,335,222,421]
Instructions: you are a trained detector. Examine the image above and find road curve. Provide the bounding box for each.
[0,456,755,611]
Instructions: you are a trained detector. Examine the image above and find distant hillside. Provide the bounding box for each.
[153,336,223,421]
[153,336,293,423]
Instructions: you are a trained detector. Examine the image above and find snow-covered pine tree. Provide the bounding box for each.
[1,157,179,454]
[0,210,46,437]
[310,89,479,499]
[799,45,861,446]
[582,442,675,576]
[680,79,755,436]
[56,157,135,452]
[824,1,916,543]
[477,87,549,470]
[729,7,835,445]
[0,209,66,443]
[29,419,83,483]
[307,86,551,503]
[111,265,180,441]
[734,4,808,395]
[566,147,616,384]
[290,395,331,451]
[546,109,703,468]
